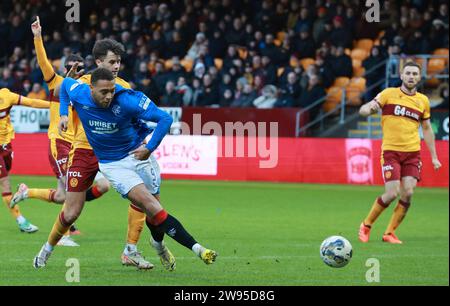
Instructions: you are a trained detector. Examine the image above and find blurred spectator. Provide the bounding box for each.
[230,83,257,107]
[330,16,352,49]
[298,75,327,120]
[176,76,193,106]
[185,32,208,61]
[166,57,186,83]
[196,74,220,107]
[47,31,65,60]
[148,30,166,57]
[20,79,32,96]
[219,89,234,107]
[329,46,353,78]
[84,55,96,73]
[160,80,182,107]
[277,72,302,107]
[313,7,328,43]
[261,56,277,86]
[260,34,281,65]
[253,85,279,109]
[153,60,168,97]
[363,47,386,100]
[27,83,47,100]
[405,31,431,55]
[293,26,316,59]
[429,19,449,50]
[166,31,187,59]
[0,68,15,89]
[226,18,246,46]
[294,7,313,34]
[315,56,335,88]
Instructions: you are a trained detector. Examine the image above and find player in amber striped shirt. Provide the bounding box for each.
[0,88,50,233]
[358,61,442,244]
[10,17,111,242]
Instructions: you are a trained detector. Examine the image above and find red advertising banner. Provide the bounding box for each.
[9,134,449,187]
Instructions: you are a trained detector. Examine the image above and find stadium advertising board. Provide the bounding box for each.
[10,106,49,132]
[153,135,218,175]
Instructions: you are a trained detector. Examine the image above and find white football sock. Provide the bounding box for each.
[124,244,137,255]
[16,215,26,224]
[192,243,205,257]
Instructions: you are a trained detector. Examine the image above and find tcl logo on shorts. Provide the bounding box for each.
[382,165,394,172]
[68,171,82,178]
[57,158,68,165]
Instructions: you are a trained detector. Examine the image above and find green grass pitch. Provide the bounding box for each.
[0,175,448,286]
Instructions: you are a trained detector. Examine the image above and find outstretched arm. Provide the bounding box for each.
[4,89,50,109]
[17,96,50,109]
[359,98,381,117]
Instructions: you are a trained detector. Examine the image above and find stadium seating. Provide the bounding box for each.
[300,58,315,70]
[181,58,194,72]
[323,86,343,113]
[351,48,369,61]
[433,48,449,64]
[333,77,351,87]
[354,39,374,53]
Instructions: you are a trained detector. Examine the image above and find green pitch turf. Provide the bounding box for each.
[0,176,448,286]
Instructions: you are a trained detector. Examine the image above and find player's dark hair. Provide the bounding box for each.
[402,61,422,72]
[65,54,84,64]
[91,68,114,84]
[92,39,125,60]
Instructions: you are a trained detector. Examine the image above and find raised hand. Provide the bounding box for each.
[31,16,42,38]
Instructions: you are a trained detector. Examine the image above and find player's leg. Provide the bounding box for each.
[382,177,416,244]
[33,191,86,268]
[128,155,175,270]
[100,156,216,265]
[123,154,157,252]
[383,152,421,244]
[359,151,401,242]
[11,139,70,206]
[33,148,97,268]
[146,194,176,271]
[85,171,110,201]
[0,145,38,233]
[128,184,217,265]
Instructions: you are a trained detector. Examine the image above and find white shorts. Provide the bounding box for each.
[99,154,161,198]
[94,171,105,182]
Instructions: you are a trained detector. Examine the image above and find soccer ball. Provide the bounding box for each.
[320,236,353,268]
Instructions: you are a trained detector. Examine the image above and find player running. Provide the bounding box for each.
[1,88,51,233]
[28,37,175,270]
[358,61,442,244]
[33,68,217,268]
[10,17,109,243]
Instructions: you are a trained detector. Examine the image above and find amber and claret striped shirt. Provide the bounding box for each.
[376,87,431,152]
[0,88,50,144]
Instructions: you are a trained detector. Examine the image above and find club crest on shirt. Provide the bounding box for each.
[112,104,121,116]
[70,178,78,188]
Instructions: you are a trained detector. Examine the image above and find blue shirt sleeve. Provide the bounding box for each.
[59,77,82,116]
[117,90,173,152]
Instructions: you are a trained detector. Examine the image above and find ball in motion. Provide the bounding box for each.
[320,236,353,268]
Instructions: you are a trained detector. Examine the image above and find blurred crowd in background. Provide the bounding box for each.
[0,0,448,113]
